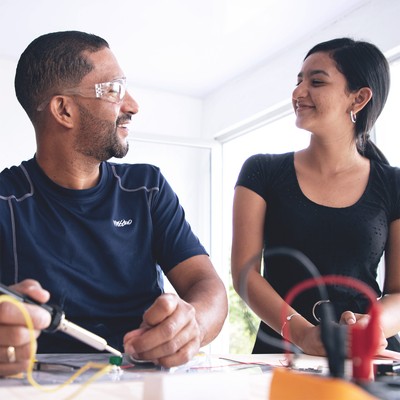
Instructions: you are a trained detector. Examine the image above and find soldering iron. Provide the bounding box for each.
[0,282,122,357]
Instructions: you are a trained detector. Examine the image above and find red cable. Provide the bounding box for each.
[281,274,381,380]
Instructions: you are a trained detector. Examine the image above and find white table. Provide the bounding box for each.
[0,353,397,399]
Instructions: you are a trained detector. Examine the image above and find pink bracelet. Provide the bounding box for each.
[280,312,301,338]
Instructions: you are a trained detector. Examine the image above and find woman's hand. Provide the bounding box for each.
[340,311,387,355]
[289,322,326,356]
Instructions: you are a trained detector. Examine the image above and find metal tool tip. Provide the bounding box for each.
[105,345,123,357]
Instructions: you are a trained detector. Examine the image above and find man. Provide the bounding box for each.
[0,31,227,377]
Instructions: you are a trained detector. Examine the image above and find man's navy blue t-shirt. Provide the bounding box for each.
[0,157,207,353]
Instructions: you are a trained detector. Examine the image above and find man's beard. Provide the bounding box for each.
[74,104,129,162]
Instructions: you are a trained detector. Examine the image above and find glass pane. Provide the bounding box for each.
[375,59,400,167]
[113,139,211,251]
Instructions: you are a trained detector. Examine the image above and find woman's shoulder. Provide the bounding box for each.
[371,161,400,199]
[237,152,294,192]
[242,151,294,169]
[372,160,400,180]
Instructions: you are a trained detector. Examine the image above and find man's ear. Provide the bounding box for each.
[48,96,75,128]
[353,87,373,114]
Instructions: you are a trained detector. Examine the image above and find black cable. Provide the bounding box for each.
[237,246,345,375]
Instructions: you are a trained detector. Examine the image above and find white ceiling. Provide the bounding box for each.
[0,0,366,98]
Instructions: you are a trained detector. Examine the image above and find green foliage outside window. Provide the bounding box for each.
[228,281,260,354]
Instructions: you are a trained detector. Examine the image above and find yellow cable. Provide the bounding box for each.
[0,295,112,398]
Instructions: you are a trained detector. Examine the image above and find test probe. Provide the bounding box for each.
[0,282,122,357]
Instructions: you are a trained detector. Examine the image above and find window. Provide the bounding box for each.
[112,139,212,252]
[375,59,400,167]
[221,110,309,353]
[221,55,400,353]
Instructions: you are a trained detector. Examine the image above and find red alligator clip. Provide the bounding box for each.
[350,304,381,381]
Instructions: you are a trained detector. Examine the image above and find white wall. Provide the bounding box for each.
[129,86,203,140]
[0,58,35,170]
[204,0,400,139]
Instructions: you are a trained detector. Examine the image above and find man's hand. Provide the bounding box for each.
[123,293,201,368]
[0,280,51,376]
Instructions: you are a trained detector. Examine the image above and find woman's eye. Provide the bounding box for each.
[295,79,324,87]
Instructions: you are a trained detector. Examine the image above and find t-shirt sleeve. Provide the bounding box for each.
[151,172,208,273]
[235,153,271,201]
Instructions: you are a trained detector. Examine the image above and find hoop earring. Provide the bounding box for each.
[350,110,357,124]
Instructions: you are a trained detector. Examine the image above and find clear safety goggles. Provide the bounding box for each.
[37,78,127,111]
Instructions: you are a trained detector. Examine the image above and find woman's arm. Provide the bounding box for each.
[379,219,400,337]
[231,186,323,354]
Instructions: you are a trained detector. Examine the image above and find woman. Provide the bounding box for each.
[231,38,400,355]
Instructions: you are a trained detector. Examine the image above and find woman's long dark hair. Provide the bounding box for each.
[306,38,390,164]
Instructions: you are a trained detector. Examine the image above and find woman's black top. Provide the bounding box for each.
[236,152,400,353]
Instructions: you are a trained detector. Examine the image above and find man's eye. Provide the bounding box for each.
[108,83,121,94]
[312,80,324,85]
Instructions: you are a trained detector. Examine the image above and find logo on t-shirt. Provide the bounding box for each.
[113,219,133,227]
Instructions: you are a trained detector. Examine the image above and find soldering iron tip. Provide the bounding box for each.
[105,345,123,357]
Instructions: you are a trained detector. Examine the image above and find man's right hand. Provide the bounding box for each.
[0,279,51,376]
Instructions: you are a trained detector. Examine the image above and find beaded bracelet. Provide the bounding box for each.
[280,312,301,338]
